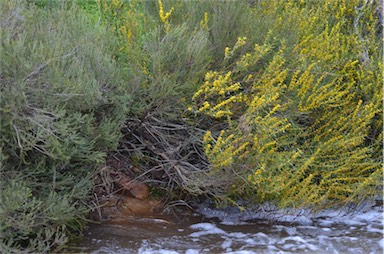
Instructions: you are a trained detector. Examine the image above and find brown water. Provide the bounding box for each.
[68,202,383,254]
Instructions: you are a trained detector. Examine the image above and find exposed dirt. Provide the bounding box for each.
[91,155,163,222]
[90,115,215,222]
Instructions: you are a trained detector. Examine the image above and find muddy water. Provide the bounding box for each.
[68,201,383,254]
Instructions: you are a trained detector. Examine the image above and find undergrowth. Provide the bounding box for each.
[0,0,382,252]
[1,0,132,252]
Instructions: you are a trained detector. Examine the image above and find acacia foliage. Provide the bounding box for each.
[190,0,383,208]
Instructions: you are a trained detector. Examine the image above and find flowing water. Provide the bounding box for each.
[68,200,383,254]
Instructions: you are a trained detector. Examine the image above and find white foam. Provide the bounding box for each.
[286,227,298,235]
[254,232,270,245]
[138,246,179,254]
[227,232,247,238]
[281,243,298,251]
[255,232,269,238]
[318,219,335,227]
[140,250,179,254]
[189,223,226,237]
[189,222,220,231]
[185,249,200,254]
[280,236,307,244]
[367,224,383,233]
[137,240,179,254]
[278,236,319,252]
[226,251,258,254]
[221,239,232,249]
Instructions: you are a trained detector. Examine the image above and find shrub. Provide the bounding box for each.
[95,0,382,208]
[98,0,212,119]
[0,0,132,251]
[190,0,382,208]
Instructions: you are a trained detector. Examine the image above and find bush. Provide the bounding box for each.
[0,0,132,251]
[1,0,382,251]
[96,0,382,208]
[189,0,382,208]
[98,0,212,119]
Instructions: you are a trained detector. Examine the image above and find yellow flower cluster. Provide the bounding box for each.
[203,130,249,170]
[191,71,245,119]
[120,18,135,46]
[189,0,381,207]
[200,12,209,30]
[158,0,174,32]
[236,36,247,47]
[288,59,365,112]
[98,0,146,52]
[236,43,271,71]
[224,37,247,60]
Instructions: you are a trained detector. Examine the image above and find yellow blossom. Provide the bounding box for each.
[200,12,209,30]
[158,0,174,24]
[236,37,247,47]
[224,47,231,59]
[198,101,210,112]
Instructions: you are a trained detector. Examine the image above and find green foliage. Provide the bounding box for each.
[96,0,382,208]
[0,0,382,251]
[190,0,382,208]
[0,0,133,251]
[98,0,212,119]
[0,180,88,252]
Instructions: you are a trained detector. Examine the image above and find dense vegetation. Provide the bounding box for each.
[1,0,382,252]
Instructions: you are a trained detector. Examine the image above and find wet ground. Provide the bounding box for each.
[68,200,383,254]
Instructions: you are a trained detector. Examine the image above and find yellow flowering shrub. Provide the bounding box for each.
[200,12,209,30]
[190,0,382,208]
[98,0,149,52]
[158,0,174,32]
[96,0,381,208]
[192,70,246,119]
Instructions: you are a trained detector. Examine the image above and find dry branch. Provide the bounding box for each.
[113,113,231,199]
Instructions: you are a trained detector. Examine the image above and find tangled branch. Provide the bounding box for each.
[112,113,234,199]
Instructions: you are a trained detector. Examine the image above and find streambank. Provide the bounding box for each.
[68,196,383,253]
[194,197,383,226]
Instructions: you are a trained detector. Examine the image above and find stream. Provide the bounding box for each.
[68,200,383,254]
